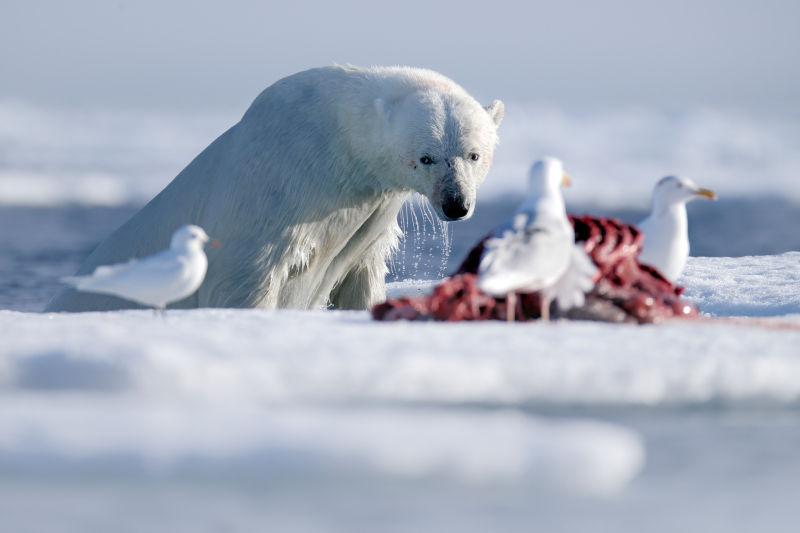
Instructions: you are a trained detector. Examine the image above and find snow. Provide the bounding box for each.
[2,101,799,207]
[0,400,643,495]
[0,253,798,507]
[681,252,800,316]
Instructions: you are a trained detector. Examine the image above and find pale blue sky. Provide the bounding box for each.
[1,0,798,111]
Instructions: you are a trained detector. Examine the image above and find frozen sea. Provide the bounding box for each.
[1,101,800,532]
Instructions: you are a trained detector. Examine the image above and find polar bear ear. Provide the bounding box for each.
[484,100,505,127]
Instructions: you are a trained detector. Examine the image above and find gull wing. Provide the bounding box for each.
[477,211,573,296]
[637,214,655,239]
[547,244,598,311]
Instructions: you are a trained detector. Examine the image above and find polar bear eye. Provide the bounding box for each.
[469,152,480,162]
[419,156,434,165]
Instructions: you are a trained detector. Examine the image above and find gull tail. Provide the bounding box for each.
[61,262,131,289]
[550,245,598,311]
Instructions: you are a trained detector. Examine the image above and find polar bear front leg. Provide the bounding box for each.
[329,252,389,310]
[327,195,406,310]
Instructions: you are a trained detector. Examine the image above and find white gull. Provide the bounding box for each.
[62,225,216,310]
[638,176,716,282]
[477,157,596,320]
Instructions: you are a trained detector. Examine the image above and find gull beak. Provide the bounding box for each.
[694,187,717,200]
[210,239,222,249]
[561,173,572,188]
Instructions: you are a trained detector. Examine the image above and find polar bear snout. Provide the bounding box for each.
[441,191,471,220]
[431,170,475,221]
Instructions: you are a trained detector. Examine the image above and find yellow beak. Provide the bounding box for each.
[562,173,572,188]
[695,188,717,200]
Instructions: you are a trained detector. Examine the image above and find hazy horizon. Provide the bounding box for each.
[2,0,799,112]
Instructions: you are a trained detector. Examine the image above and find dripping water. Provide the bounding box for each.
[391,193,453,283]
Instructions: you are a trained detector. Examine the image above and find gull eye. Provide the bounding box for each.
[469,152,480,162]
[419,156,434,165]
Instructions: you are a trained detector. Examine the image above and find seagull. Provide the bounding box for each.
[477,157,597,321]
[63,225,217,310]
[637,176,717,282]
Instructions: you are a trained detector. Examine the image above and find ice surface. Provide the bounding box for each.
[0,101,234,206]
[0,254,799,531]
[2,308,799,409]
[492,106,800,206]
[0,255,797,486]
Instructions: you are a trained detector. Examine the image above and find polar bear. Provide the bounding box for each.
[47,65,505,311]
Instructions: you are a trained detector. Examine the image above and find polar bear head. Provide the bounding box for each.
[375,89,504,221]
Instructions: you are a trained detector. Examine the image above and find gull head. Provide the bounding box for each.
[652,176,717,208]
[170,225,214,251]
[528,157,571,196]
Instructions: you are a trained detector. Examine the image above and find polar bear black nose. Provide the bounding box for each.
[441,194,470,220]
